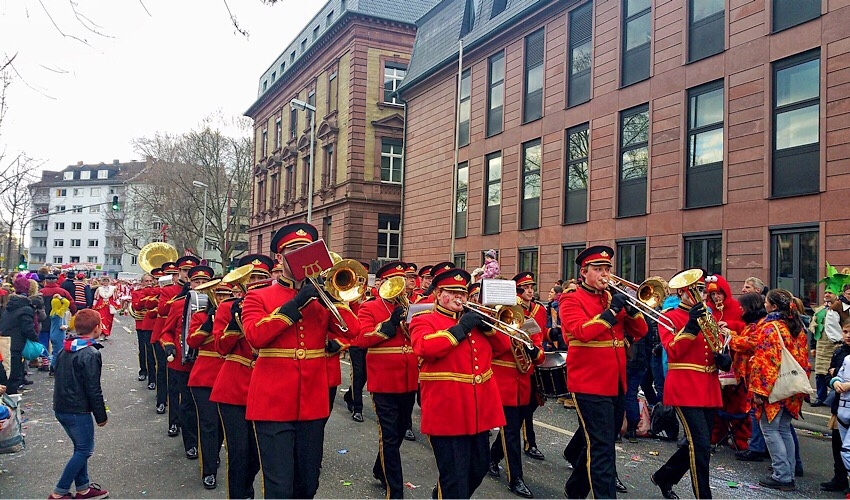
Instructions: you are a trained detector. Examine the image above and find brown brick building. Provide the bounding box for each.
[398,0,850,305]
[245,0,438,266]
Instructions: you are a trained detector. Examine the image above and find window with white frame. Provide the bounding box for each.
[72,205,83,213]
[54,239,64,247]
[80,170,91,180]
[70,239,81,247]
[53,256,64,264]
[89,222,100,230]
[70,256,80,263]
[73,188,83,197]
[383,63,407,104]
[87,256,98,263]
[377,214,401,260]
[380,139,403,183]
[131,255,138,265]
[88,239,99,247]
[55,222,65,230]
[90,187,101,196]
[56,205,66,212]
[63,172,74,180]
[71,222,82,230]
[97,170,108,179]
[90,205,100,213]
[56,189,67,197]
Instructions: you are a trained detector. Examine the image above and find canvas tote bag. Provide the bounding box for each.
[768,323,815,403]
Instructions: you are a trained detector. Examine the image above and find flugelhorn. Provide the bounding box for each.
[668,269,724,352]
[463,302,535,350]
[602,274,676,332]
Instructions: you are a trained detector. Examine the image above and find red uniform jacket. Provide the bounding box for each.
[159,295,194,373]
[132,287,158,331]
[241,280,359,422]
[356,297,419,394]
[659,305,723,408]
[559,285,648,396]
[151,282,184,344]
[410,305,506,436]
[490,333,542,407]
[187,309,224,388]
[211,298,253,407]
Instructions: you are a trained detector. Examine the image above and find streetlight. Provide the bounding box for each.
[192,180,209,262]
[290,98,316,224]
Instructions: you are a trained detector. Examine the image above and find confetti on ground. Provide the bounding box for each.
[337,449,348,454]
[630,455,642,462]
[727,481,739,488]
[57,439,64,443]
[748,485,759,489]
[648,451,659,456]
[340,480,352,486]
[405,482,419,489]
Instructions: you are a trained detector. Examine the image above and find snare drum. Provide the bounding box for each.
[533,351,568,398]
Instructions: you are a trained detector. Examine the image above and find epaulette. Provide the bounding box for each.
[411,309,432,319]
[248,280,273,291]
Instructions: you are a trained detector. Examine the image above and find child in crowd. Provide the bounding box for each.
[49,309,109,500]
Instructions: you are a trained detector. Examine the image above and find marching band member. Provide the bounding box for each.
[650,270,729,499]
[412,265,433,303]
[131,273,158,388]
[410,268,505,499]
[559,246,648,498]
[92,275,120,340]
[415,262,455,305]
[514,272,547,462]
[159,255,200,452]
[151,262,184,417]
[241,223,359,499]
[356,261,420,498]
[271,259,285,280]
[488,275,544,498]
[146,267,169,410]
[186,266,226,490]
[467,282,481,304]
[211,254,273,499]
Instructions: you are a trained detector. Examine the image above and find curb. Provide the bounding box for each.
[792,419,830,436]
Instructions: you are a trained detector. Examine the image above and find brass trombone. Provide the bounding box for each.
[463,302,535,349]
[324,259,369,303]
[601,275,676,332]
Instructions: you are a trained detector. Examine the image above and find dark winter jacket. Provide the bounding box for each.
[0,294,38,351]
[29,295,47,333]
[830,343,850,416]
[53,337,108,424]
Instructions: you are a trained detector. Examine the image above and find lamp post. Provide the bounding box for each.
[192,180,209,262]
[290,98,316,224]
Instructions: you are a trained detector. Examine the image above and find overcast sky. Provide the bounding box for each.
[0,0,325,172]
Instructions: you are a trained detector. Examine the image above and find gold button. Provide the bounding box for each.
[473,349,478,353]
[295,348,306,359]
[471,340,476,344]
[299,326,304,330]
[475,365,479,370]
[474,374,483,384]
[300,342,305,347]
[300,334,305,338]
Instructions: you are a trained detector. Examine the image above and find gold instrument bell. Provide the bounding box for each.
[138,242,179,273]
[222,264,254,293]
[324,259,369,303]
[195,278,223,309]
[379,276,409,309]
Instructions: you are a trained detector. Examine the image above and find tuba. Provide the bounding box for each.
[138,242,179,273]
[668,269,724,353]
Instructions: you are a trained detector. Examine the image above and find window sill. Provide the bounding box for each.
[377,101,405,111]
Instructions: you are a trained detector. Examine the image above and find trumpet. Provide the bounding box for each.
[463,302,535,350]
[601,275,676,332]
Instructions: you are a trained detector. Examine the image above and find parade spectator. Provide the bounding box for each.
[0,276,38,395]
[27,280,48,372]
[821,318,850,492]
[41,275,77,374]
[741,277,767,296]
[731,293,766,460]
[749,289,810,491]
[91,277,119,341]
[49,308,108,500]
[546,285,563,329]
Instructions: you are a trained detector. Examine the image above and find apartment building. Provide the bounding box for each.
[28,161,145,276]
[398,0,849,305]
[245,0,439,266]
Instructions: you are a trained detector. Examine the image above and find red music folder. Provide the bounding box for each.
[284,239,333,281]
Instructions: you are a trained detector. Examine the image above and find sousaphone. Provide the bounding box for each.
[138,242,179,273]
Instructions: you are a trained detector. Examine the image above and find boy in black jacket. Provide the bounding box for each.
[49,309,109,500]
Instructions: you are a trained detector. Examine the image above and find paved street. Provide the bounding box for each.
[0,314,843,499]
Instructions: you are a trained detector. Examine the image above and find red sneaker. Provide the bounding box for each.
[75,483,108,499]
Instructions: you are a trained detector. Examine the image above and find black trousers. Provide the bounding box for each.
[522,386,539,449]
[219,403,259,499]
[832,428,849,486]
[167,368,198,452]
[345,346,367,412]
[653,407,716,499]
[137,329,154,377]
[328,385,337,414]
[191,386,223,476]
[491,405,531,483]
[6,349,23,395]
[152,342,168,405]
[254,419,325,499]
[431,432,489,499]
[372,392,416,499]
[565,393,624,499]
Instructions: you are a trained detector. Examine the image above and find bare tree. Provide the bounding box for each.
[125,115,253,269]
[0,156,38,271]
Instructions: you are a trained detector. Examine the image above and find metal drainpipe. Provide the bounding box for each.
[449,40,463,263]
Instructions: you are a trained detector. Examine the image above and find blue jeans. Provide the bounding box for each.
[761,409,795,483]
[749,409,802,470]
[54,412,94,495]
[50,316,64,369]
